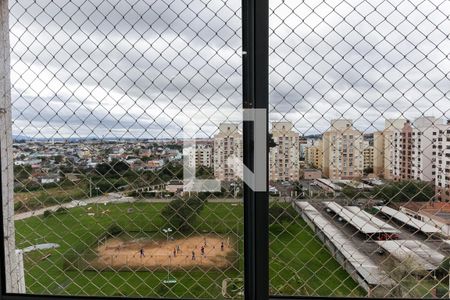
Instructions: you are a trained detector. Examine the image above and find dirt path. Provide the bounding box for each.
[93,235,233,269]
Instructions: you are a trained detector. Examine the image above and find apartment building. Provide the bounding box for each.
[435,121,450,201]
[183,143,213,169]
[363,143,374,172]
[305,139,323,169]
[411,117,443,182]
[269,122,300,181]
[373,119,407,179]
[389,117,443,182]
[213,123,242,181]
[392,120,413,180]
[322,119,364,180]
[373,131,384,177]
[299,137,308,160]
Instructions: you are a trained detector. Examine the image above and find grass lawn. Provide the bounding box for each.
[269,221,364,297]
[15,202,363,298]
[14,182,88,212]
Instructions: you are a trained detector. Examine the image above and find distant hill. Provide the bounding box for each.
[12,134,31,142]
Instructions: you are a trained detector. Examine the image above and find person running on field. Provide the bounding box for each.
[139,248,145,258]
[191,250,196,260]
[221,241,224,251]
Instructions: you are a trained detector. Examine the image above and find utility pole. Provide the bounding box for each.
[0,0,22,292]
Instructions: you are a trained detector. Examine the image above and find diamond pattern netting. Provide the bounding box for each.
[269,0,450,298]
[9,0,450,298]
[10,0,244,298]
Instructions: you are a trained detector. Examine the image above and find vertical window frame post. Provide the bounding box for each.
[242,0,269,299]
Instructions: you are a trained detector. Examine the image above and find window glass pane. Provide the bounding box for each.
[8,0,243,298]
[269,0,450,297]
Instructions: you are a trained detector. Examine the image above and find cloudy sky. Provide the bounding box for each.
[9,0,450,139]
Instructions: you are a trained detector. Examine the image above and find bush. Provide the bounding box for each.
[14,201,24,212]
[107,223,123,236]
[43,210,52,218]
[161,195,206,233]
[372,180,434,203]
[55,207,69,214]
[341,186,360,199]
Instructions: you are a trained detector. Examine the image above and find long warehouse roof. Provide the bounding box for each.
[295,201,394,286]
[374,206,441,234]
[325,202,399,234]
[345,206,400,234]
[375,240,445,270]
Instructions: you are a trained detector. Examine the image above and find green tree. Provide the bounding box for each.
[95,160,130,178]
[363,166,373,175]
[54,155,64,164]
[161,195,207,233]
[14,165,32,181]
[342,186,360,199]
[95,163,112,176]
[158,161,183,182]
[372,180,434,203]
[112,160,130,174]
[438,257,450,298]
[195,166,214,179]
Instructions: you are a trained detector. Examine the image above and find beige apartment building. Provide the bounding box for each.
[213,123,242,181]
[373,119,407,179]
[269,122,300,181]
[322,119,364,180]
[373,131,384,177]
[305,139,323,169]
[363,144,374,172]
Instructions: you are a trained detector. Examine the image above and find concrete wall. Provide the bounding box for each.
[0,0,22,292]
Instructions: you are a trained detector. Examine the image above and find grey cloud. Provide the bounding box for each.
[10,0,450,138]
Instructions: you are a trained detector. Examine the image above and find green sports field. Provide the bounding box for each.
[15,202,364,298]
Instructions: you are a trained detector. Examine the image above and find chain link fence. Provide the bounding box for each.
[269,0,450,298]
[9,0,244,298]
[5,0,450,298]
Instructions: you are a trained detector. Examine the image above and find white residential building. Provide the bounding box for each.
[435,121,450,202]
[411,116,443,182]
[183,143,213,169]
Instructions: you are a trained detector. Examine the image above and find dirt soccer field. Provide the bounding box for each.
[92,235,234,270]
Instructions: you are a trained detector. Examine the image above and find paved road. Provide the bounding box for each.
[14,194,243,221]
[14,196,110,221]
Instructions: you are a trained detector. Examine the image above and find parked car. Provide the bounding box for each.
[377,233,399,240]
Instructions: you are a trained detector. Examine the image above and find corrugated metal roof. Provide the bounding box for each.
[374,206,441,234]
[375,240,444,270]
[295,201,395,286]
[345,206,400,234]
[325,202,398,234]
